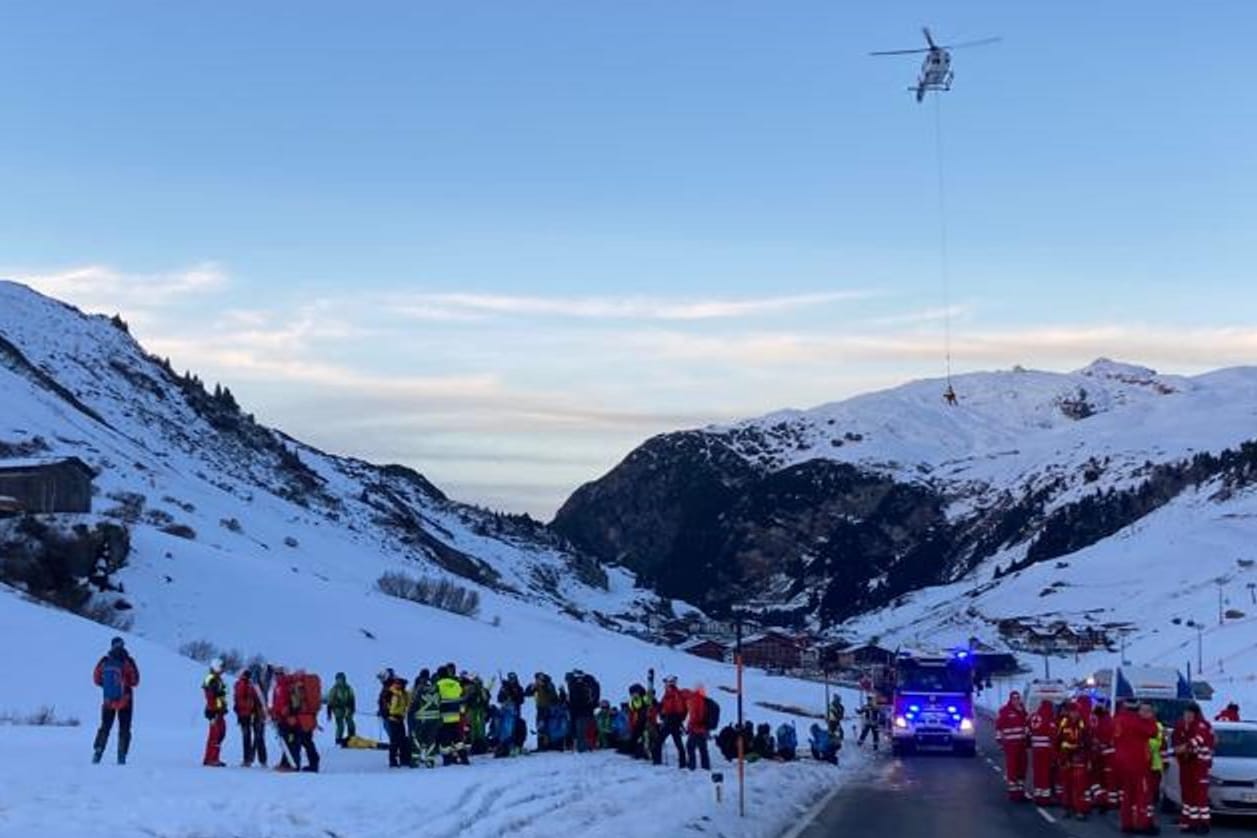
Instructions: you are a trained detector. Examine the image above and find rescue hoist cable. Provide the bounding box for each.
[933,91,956,401]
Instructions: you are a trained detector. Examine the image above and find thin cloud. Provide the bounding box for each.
[867,304,972,327]
[144,335,500,398]
[389,290,872,321]
[7,262,227,311]
[621,325,1257,367]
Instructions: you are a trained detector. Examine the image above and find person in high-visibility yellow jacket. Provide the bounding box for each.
[1147,713,1168,827]
[384,677,411,768]
[436,664,469,765]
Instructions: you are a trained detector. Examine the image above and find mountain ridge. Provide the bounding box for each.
[554,356,1257,626]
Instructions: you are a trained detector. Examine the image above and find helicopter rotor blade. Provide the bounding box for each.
[922,27,937,49]
[869,47,932,56]
[941,36,1002,50]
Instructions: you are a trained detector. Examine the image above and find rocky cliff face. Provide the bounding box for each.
[555,362,1257,627]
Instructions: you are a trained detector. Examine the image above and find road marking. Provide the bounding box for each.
[1035,807,1056,824]
[778,776,848,838]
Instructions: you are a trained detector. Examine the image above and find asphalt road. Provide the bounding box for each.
[790,721,1257,838]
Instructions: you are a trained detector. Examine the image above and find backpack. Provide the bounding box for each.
[704,697,721,730]
[586,675,600,707]
[101,658,125,704]
[302,674,322,715]
[234,678,256,715]
[498,703,516,743]
[777,723,797,751]
[549,706,570,740]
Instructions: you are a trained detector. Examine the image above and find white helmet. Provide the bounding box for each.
[209,657,225,673]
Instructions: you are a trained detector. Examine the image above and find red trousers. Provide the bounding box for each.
[204,715,226,765]
[1147,770,1162,825]
[1061,761,1091,816]
[1117,763,1151,832]
[1094,753,1117,808]
[1030,747,1056,804]
[1002,744,1028,800]
[1179,761,1211,829]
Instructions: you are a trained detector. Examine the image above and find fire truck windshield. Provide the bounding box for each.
[897,664,971,694]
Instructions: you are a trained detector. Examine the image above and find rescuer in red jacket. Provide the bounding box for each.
[1113,699,1159,834]
[1173,703,1215,834]
[683,686,712,771]
[1090,704,1117,811]
[1057,702,1092,820]
[657,677,688,768]
[1028,699,1058,805]
[995,691,1030,801]
[1214,702,1240,722]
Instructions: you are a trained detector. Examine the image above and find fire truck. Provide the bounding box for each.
[890,649,977,756]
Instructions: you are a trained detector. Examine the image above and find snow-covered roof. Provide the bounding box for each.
[0,456,94,475]
[679,637,726,651]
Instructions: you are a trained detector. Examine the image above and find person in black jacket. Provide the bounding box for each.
[376,668,396,721]
[565,670,600,753]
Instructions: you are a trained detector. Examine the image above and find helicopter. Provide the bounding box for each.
[870,27,1000,102]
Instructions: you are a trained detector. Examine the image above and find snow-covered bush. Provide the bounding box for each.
[160,523,196,540]
[78,597,134,632]
[376,571,481,618]
[178,639,258,672]
[0,706,80,727]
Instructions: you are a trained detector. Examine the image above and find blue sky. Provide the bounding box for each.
[3,2,1255,515]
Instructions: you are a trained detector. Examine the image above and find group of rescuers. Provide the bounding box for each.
[89,637,846,775]
[995,690,1238,835]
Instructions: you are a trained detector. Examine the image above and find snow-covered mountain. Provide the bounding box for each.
[555,359,1257,633]
[0,280,652,633]
[0,279,859,837]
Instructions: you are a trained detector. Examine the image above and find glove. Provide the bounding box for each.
[204,708,215,720]
[326,708,332,721]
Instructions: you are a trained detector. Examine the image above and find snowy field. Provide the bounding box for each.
[0,589,860,838]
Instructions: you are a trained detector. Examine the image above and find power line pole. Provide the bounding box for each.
[735,615,745,819]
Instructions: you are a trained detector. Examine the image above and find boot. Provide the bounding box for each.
[117,750,126,766]
[275,761,296,773]
[300,765,319,773]
[92,749,103,764]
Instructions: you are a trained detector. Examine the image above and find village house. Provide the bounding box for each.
[0,457,96,514]
[740,630,805,670]
[677,638,728,663]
